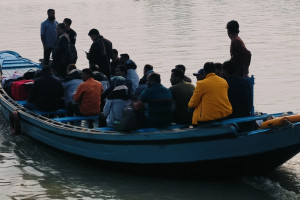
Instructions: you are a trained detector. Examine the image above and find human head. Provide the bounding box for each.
[81,68,93,81]
[47,9,55,21]
[111,49,118,60]
[88,28,100,41]
[56,23,66,35]
[203,62,215,76]
[226,20,240,38]
[41,65,53,76]
[147,72,161,87]
[115,65,127,77]
[193,68,205,81]
[222,60,237,76]
[66,64,76,74]
[112,76,126,87]
[214,63,223,77]
[120,53,130,64]
[170,68,184,86]
[175,64,186,74]
[144,64,153,75]
[63,18,72,28]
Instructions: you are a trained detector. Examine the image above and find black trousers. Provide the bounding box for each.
[43,47,53,65]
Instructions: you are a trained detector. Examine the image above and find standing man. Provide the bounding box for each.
[86,28,112,79]
[51,23,71,77]
[63,18,77,63]
[63,18,76,45]
[40,9,58,65]
[226,20,251,77]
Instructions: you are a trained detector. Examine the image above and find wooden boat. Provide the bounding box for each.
[0,50,299,176]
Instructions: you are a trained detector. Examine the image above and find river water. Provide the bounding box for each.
[0,0,299,199]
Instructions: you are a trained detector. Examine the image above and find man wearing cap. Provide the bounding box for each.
[86,28,112,78]
[193,68,205,81]
[188,62,232,125]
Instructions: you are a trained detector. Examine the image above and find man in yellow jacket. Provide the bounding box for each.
[188,62,232,125]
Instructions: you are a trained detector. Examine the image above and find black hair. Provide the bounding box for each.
[41,65,53,75]
[226,20,240,34]
[148,73,161,84]
[47,9,55,14]
[144,64,153,72]
[82,68,94,77]
[120,53,130,60]
[175,64,186,73]
[88,28,100,36]
[203,62,215,74]
[57,23,66,32]
[116,65,128,75]
[171,68,184,79]
[222,60,237,75]
[214,63,223,71]
[63,18,72,26]
[112,49,118,55]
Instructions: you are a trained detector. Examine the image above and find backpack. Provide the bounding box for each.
[114,104,140,132]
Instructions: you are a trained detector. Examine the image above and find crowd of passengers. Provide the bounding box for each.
[25,10,253,130]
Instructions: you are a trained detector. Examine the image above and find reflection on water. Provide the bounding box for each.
[0,0,300,199]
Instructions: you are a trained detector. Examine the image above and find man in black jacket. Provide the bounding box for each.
[51,23,71,77]
[86,28,112,79]
[27,66,64,111]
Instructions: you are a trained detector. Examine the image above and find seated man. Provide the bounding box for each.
[175,64,192,83]
[27,65,64,111]
[62,64,83,114]
[120,53,139,91]
[73,68,103,117]
[133,73,173,128]
[133,64,154,100]
[102,65,133,100]
[110,49,120,76]
[102,76,131,127]
[223,60,251,118]
[139,64,154,85]
[193,68,205,81]
[188,62,232,125]
[170,68,195,124]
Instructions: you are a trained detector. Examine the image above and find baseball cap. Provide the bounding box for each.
[193,69,204,76]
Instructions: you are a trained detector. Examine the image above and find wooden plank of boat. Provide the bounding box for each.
[0,50,300,176]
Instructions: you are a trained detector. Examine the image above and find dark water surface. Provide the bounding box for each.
[0,0,299,199]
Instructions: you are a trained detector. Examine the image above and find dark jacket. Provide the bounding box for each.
[52,34,71,77]
[66,28,77,45]
[226,75,251,118]
[102,78,133,100]
[28,74,64,111]
[110,57,120,76]
[87,36,112,77]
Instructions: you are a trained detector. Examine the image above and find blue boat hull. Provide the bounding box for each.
[1,51,300,176]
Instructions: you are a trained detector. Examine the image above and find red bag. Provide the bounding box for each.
[11,79,34,100]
